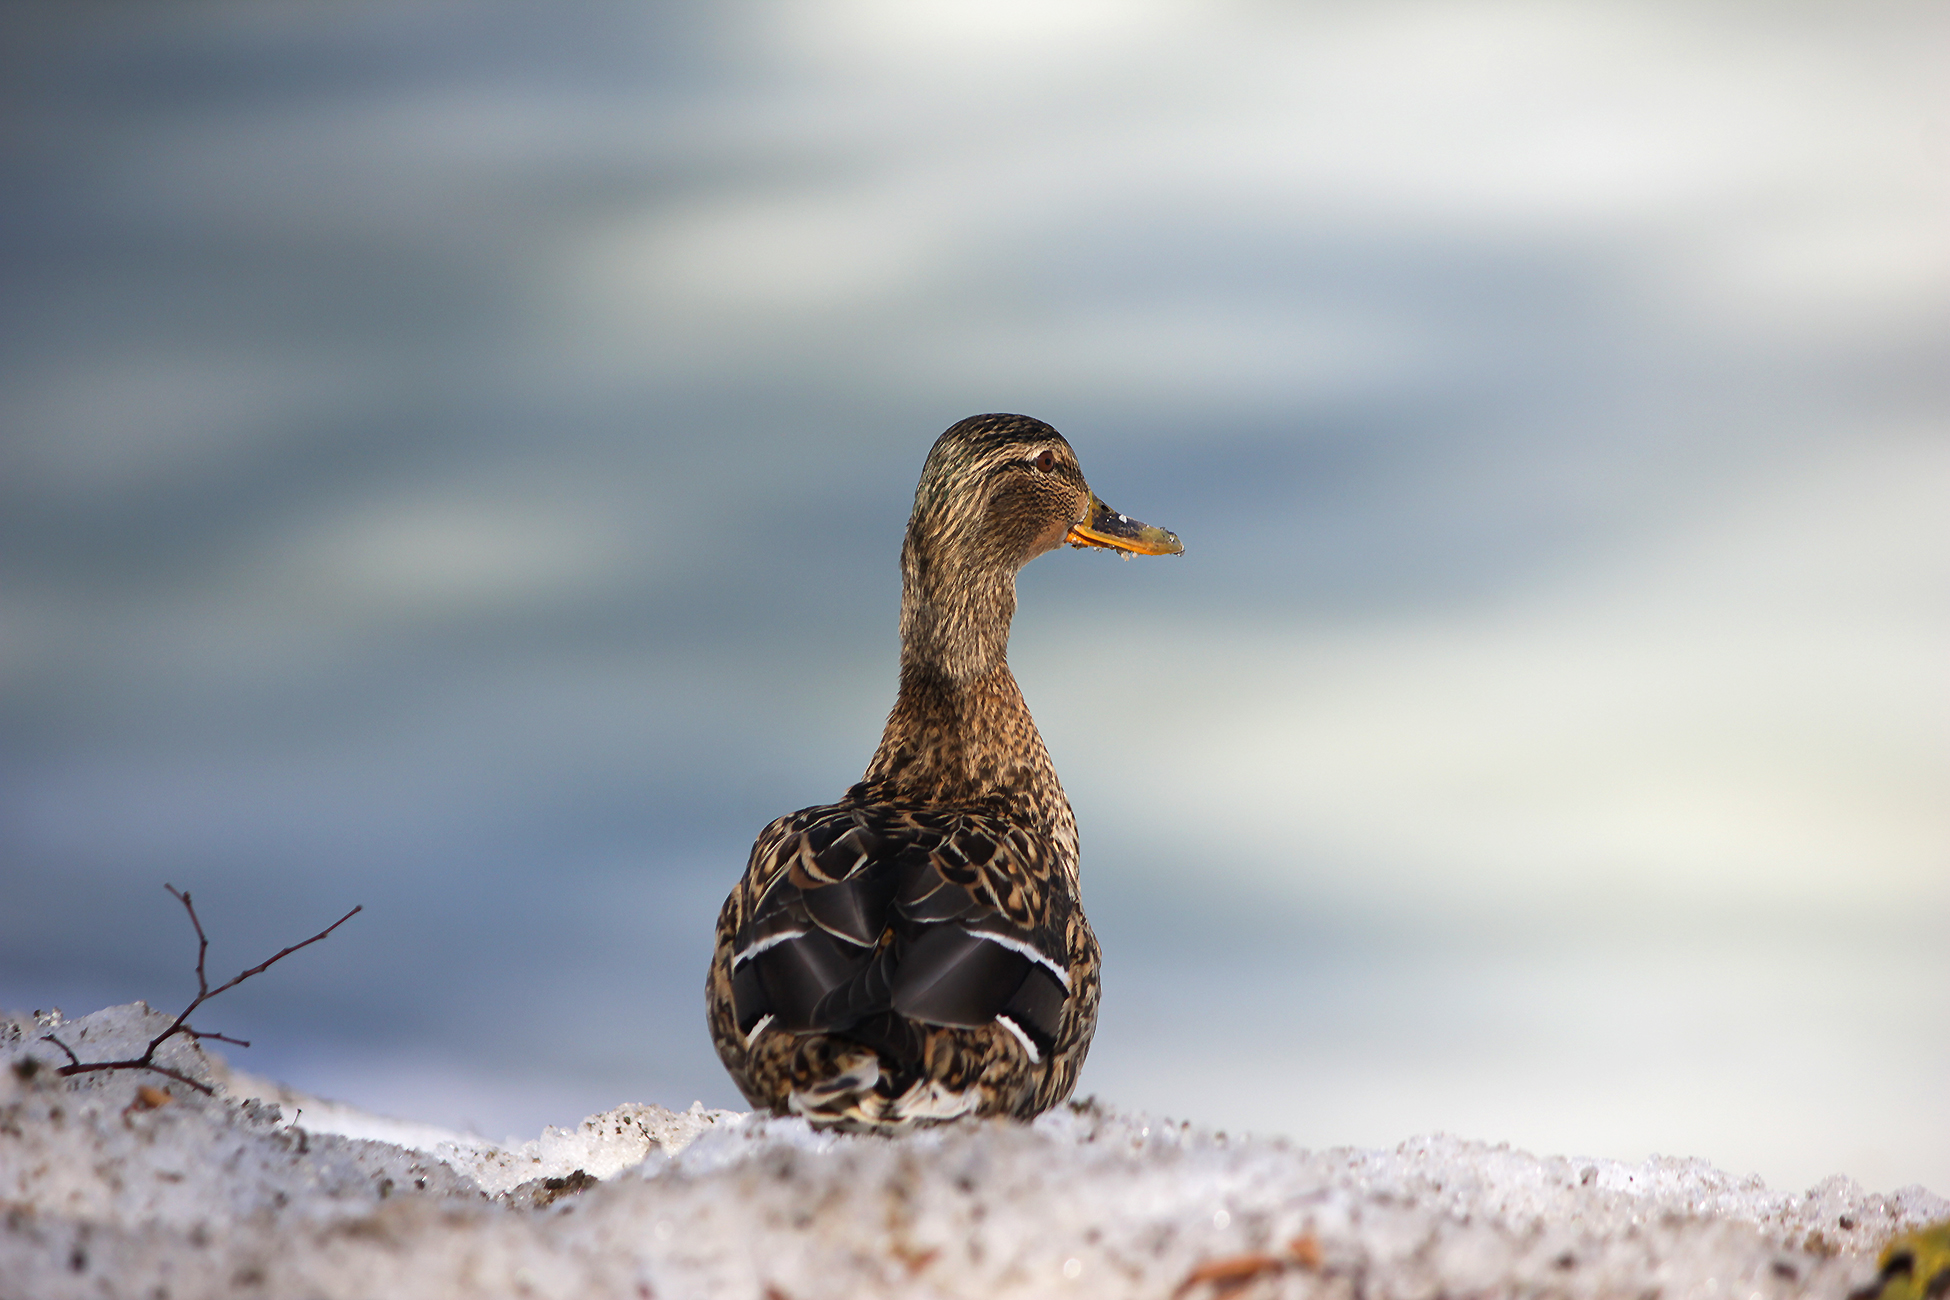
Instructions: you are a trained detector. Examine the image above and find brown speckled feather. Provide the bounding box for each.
[705,414,1179,1130]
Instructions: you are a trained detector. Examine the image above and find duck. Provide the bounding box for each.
[706,413,1183,1130]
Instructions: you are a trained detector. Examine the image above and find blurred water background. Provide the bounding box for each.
[3,1,1945,1193]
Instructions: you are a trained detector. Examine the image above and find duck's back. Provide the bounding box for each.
[706,796,1100,1128]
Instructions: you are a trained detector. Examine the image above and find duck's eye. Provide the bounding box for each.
[1032,449,1056,472]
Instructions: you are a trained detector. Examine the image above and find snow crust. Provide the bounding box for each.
[3,1004,1943,1299]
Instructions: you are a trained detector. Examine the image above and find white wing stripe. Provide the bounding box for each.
[966,929,1071,991]
[732,929,807,969]
[994,1014,1042,1064]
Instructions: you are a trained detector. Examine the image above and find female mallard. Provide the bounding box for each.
[707,413,1182,1130]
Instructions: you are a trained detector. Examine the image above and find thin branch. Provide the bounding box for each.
[185,1030,252,1048]
[50,1057,217,1096]
[47,885,361,1096]
[165,883,213,997]
[199,893,362,1000]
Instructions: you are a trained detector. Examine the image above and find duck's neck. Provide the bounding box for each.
[894,539,1016,684]
[855,555,1075,846]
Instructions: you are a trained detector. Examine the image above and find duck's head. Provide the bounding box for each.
[899,414,1181,679]
[905,413,1183,580]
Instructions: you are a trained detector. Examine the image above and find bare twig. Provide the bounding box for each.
[194,1031,253,1048]
[44,884,361,1096]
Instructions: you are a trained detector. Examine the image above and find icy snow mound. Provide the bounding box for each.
[3,1005,1944,1299]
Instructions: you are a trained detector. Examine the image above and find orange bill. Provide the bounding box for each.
[1065,493,1184,555]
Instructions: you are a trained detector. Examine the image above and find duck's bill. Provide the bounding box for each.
[1066,494,1184,555]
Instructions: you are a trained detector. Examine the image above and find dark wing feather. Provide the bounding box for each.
[890,924,1033,1027]
[798,864,897,947]
[894,857,980,921]
[728,803,1073,1059]
[1001,963,1069,1059]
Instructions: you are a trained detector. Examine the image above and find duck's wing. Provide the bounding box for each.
[727,803,1075,1065]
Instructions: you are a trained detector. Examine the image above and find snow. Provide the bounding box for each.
[3,1004,1943,1299]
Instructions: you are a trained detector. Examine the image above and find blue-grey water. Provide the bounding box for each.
[3,1,1945,1194]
